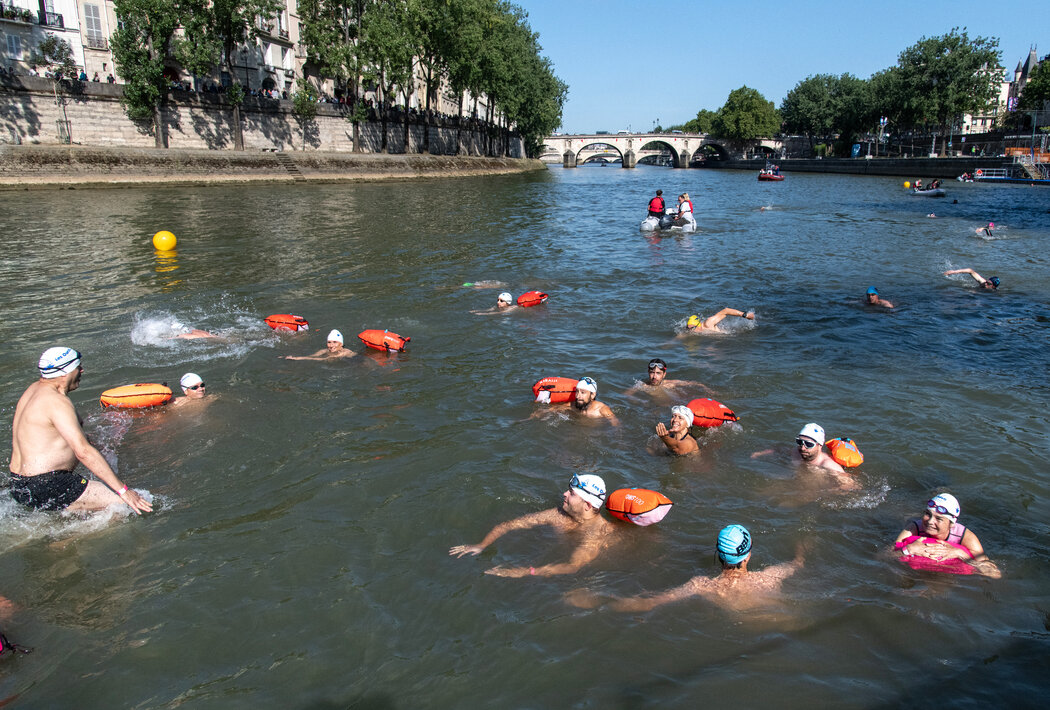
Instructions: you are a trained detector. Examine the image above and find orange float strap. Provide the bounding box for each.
[358,329,410,353]
[265,314,309,332]
[517,291,549,307]
[605,488,673,526]
[100,383,173,409]
[531,376,578,404]
[686,398,739,428]
[826,437,864,468]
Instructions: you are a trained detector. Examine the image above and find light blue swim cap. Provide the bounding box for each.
[717,524,752,564]
[866,286,878,295]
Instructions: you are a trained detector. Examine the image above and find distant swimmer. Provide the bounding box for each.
[751,423,857,490]
[449,474,617,577]
[282,329,357,360]
[944,268,1000,290]
[865,286,894,309]
[569,524,804,613]
[654,405,699,455]
[169,320,220,340]
[625,358,710,397]
[8,347,152,514]
[471,292,518,315]
[170,372,209,407]
[461,280,506,289]
[673,193,696,229]
[976,222,995,237]
[679,308,754,336]
[647,189,665,218]
[893,493,1001,578]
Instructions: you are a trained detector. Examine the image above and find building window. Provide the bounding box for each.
[85,4,104,42]
[7,35,22,60]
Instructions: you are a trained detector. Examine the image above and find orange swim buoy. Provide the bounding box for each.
[265,314,309,332]
[516,291,548,307]
[975,169,983,177]
[686,398,739,428]
[826,437,864,467]
[531,376,578,404]
[100,383,173,409]
[605,488,673,526]
[358,329,410,353]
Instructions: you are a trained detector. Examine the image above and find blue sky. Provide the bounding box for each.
[518,0,1048,134]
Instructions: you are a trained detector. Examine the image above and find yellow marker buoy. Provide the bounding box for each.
[153,230,177,251]
[903,181,911,189]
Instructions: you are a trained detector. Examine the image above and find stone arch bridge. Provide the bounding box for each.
[539,132,783,167]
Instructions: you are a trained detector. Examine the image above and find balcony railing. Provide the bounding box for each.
[41,11,63,28]
[85,36,109,51]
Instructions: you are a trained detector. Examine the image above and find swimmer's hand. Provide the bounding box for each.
[122,489,153,514]
[745,311,755,320]
[655,422,670,437]
[449,544,484,558]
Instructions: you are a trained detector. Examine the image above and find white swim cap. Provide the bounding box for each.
[671,405,694,427]
[180,372,203,389]
[327,329,344,344]
[927,493,961,521]
[575,377,597,394]
[798,422,825,446]
[38,347,81,379]
[498,292,513,304]
[570,473,606,509]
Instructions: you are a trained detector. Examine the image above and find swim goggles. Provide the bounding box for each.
[187,383,206,390]
[570,474,605,502]
[795,437,818,449]
[648,361,666,371]
[926,499,957,518]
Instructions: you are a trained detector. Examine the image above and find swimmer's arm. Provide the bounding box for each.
[492,539,604,577]
[53,400,152,514]
[944,268,986,284]
[609,577,705,612]
[656,424,695,455]
[600,404,620,426]
[703,308,751,329]
[959,529,986,559]
[878,299,894,308]
[750,449,775,459]
[450,509,558,558]
[283,349,330,360]
[893,527,915,547]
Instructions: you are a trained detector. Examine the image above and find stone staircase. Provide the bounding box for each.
[274,151,306,182]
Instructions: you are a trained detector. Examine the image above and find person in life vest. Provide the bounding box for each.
[865,286,894,309]
[654,405,699,455]
[893,493,1001,578]
[751,423,858,490]
[625,358,709,398]
[647,190,665,218]
[944,267,1000,290]
[679,308,754,336]
[673,193,696,229]
[282,329,357,360]
[449,474,619,577]
[567,524,805,613]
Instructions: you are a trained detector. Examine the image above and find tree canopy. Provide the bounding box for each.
[1018,54,1050,111]
[710,86,780,146]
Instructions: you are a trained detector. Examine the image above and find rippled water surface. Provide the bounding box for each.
[1,166,1049,708]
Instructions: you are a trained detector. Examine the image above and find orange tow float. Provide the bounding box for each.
[516,291,549,307]
[826,437,864,467]
[532,376,578,404]
[358,329,410,353]
[605,488,673,526]
[686,398,739,428]
[265,314,310,332]
[100,383,172,409]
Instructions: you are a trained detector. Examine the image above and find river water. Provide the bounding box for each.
[0,165,1048,708]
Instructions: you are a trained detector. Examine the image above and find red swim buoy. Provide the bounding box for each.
[517,291,548,307]
[975,169,983,177]
[531,376,578,404]
[100,383,173,409]
[265,314,309,332]
[826,437,864,468]
[605,488,673,526]
[686,398,739,428]
[358,329,410,353]
[896,536,976,575]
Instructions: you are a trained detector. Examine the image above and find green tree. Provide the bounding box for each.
[30,34,78,143]
[362,0,416,153]
[831,74,870,148]
[893,28,1001,155]
[1018,55,1050,110]
[711,86,781,157]
[692,109,717,134]
[780,74,836,150]
[291,79,319,150]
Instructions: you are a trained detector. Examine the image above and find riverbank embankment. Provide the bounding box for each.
[0,145,545,190]
[712,156,1016,179]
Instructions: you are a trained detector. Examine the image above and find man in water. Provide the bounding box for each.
[654,405,699,455]
[8,347,152,514]
[449,474,617,577]
[471,292,518,315]
[865,286,894,309]
[626,358,709,398]
[171,372,209,407]
[944,268,1000,290]
[647,189,665,218]
[569,524,804,612]
[169,320,220,339]
[679,308,754,336]
[752,423,856,489]
[568,377,620,425]
[282,330,357,360]
[893,493,1001,578]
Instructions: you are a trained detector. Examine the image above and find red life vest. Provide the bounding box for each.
[680,199,693,214]
[648,196,664,213]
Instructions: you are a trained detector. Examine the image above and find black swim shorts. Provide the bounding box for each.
[8,470,89,511]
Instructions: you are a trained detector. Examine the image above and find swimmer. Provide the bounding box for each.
[679,308,754,336]
[893,493,1001,578]
[538,377,619,425]
[864,286,894,309]
[654,405,699,455]
[170,372,209,407]
[471,292,518,315]
[625,358,709,397]
[168,320,220,340]
[449,474,618,577]
[282,329,357,360]
[976,222,995,237]
[943,268,1000,290]
[751,423,857,490]
[568,525,804,613]
[927,213,937,218]
[8,347,152,514]
[462,280,506,289]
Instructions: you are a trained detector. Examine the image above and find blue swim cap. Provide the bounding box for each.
[989,276,1000,289]
[717,524,752,564]
[866,286,878,295]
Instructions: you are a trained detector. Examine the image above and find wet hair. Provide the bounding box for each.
[655,189,662,196]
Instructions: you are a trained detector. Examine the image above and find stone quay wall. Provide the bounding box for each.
[711,157,1016,178]
[0,76,522,157]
